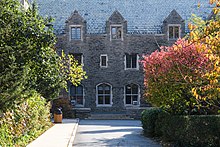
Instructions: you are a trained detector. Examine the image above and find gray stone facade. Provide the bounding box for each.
[36,0,211,117]
[56,10,181,113]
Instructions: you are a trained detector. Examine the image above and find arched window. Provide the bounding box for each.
[70,84,84,106]
[96,83,112,106]
[125,84,139,105]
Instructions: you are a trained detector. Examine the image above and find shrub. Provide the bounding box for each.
[0,92,52,147]
[141,108,161,136]
[142,39,219,115]
[155,114,220,146]
[52,98,75,118]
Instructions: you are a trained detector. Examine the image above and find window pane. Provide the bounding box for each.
[71,28,75,39]
[101,56,107,66]
[126,96,132,104]
[71,27,81,40]
[76,96,83,105]
[77,86,83,95]
[132,84,138,94]
[111,27,117,39]
[174,26,179,38]
[132,95,138,102]
[112,27,116,34]
[98,96,103,104]
[70,85,76,96]
[116,28,122,39]
[132,54,137,68]
[126,54,131,68]
[126,85,132,94]
[98,86,104,94]
[76,28,81,39]
[105,96,110,104]
[169,26,174,39]
[104,85,110,94]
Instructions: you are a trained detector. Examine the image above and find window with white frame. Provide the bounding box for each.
[70,53,83,65]
[125,53,139,69]
[168,25,180,40]
[70,26,82,40]
[111,25,123,40]
[100,54,108,67]
[125,84,139,105]
[70,84,84,106]
[96,83,112,106]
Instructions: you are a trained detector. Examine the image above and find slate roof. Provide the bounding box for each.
[36,0,212,35]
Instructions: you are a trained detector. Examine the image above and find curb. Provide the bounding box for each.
[67,118,79,147]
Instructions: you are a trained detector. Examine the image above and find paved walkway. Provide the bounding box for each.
[27,119,78,147]
[73,120,161,147]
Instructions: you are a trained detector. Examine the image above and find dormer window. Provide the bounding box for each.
[110,25,123,40]
[70,25,82,40]
[168,24,180,40]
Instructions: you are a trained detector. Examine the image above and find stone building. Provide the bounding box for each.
[37,0,211,118]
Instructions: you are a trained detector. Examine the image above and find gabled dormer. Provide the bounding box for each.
[106,10,127,41]
[162,9,185,41]
[65,10,86,41]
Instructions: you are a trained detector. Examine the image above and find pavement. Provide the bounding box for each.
[27,119,79,147]
[27,119,161,147]
[73,120,161,147]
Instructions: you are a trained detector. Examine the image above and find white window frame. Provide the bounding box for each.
[96,83,113,107]
[124,54,139,70]
[100,54,108,68]
[69,84,85,107]
[167,24,181,41]
[110,25,123,41]
[124,84,140,106]
[69,25,83,41]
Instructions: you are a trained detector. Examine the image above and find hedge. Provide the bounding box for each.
[141,108,161,136]
[0,92,52,147]
[141,109,220,146]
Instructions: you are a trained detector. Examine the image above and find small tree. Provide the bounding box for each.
[187,0,220,112]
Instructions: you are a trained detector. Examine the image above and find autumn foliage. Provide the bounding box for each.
[142,0,220,115]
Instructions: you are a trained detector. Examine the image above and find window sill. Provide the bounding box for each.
[69,39,83,42]
[125,104,140,107]
[111,39,123,41]
[100,66,108,68]
[96,104,112,107]
[74,105,84,108]
[125,68,139,70]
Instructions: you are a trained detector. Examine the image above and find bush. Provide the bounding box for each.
[142,109,220,146]
[155,114,220,146]
[142,39,218,115]
[0,92,52,147]
[141,108,161,136]
[52,98,75,118]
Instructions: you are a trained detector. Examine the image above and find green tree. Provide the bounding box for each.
[0,0,86,112]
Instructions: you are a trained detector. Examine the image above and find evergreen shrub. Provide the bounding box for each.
[142,111,220,146]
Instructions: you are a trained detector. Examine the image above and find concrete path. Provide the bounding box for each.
[73,120,161,147]
[27,119,78,147]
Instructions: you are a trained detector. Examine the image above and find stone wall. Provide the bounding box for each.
[57,31,167,113]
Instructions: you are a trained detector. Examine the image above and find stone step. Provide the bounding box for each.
[86,113,133,120]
